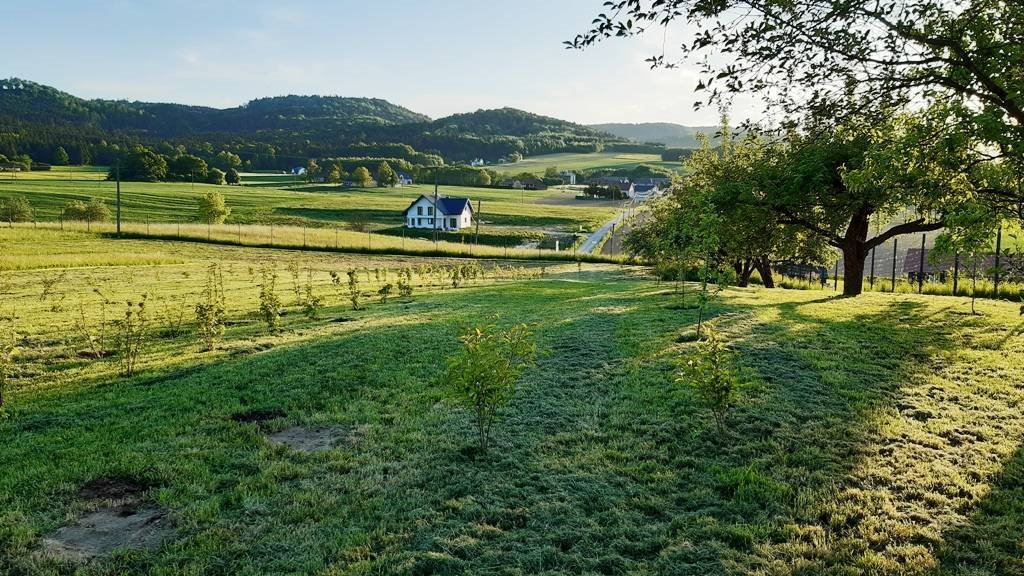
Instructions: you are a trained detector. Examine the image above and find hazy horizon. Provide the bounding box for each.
[8,0,761,126]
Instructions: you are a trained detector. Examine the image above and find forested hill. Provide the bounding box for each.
[589,122,719,148]
[0,79,430,134]
[0,79,623,166]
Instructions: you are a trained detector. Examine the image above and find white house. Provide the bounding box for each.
[403,195,474,231]
[396,171,414,186]
[560,171,577,185]
[470,158,486,167]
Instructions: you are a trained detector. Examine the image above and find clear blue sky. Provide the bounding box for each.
[8,1,759,125]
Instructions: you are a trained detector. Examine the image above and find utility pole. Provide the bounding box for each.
[475,199,481,245]
[869,246,877,288]
[115,158,122,237]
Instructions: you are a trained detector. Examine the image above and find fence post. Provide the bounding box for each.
[833,260,839,291]
[918,233,926,293]
[891,238,898,292]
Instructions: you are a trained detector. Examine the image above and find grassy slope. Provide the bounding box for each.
[488,152,685,175]
[0,168,618,244]
[1,233,1023,575]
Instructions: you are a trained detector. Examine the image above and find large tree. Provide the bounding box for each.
[568,1,1023,150]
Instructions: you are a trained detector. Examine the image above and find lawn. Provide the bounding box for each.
[1,230,1023,575]
[488,152,686,175]
[0,168,618,247]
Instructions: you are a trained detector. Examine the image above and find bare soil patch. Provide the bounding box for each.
[44,476,169,560]
[267,425,365,453]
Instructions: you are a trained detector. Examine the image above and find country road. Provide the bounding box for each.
[579,211,626,254]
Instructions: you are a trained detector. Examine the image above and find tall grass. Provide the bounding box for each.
[6,221,624,263]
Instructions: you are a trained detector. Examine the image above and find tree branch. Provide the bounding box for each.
[866,218,945,250]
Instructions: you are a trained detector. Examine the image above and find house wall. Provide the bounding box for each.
[404,198,473,231]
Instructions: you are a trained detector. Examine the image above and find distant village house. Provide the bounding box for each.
[403,195,473,231]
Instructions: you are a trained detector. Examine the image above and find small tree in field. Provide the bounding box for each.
[195,264,226,350]
[377,283,392,304]
[258,268,283,332]
[197,192,231,224]
[679,326,738,433]
[446,324,536,454]
[0,196,33,226]
[352,166,373,187]
[116,296,149,377]
[346,270,362,310]
[302,268,323,319]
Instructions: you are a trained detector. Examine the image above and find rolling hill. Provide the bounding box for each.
[0,79,622,166]
[589,122,720,148]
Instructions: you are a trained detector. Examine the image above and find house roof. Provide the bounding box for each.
[403,195,472,216]
[633,184,657,193]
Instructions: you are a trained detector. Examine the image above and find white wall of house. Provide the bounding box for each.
[404,197,473,231]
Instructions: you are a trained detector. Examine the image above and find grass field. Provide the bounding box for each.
[1,230,1023,575]
[488,152,686,175]
[0,167,619,247]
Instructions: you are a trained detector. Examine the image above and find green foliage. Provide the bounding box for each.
[197,191,231,224]
[111,148,167,182]
[679,326,737,432]
[167,154,208,182]
[115,295,148,377]
[224,168,240,185]
[194,264,226,351]
[205,168,226,185]
[352,166,373,187]
[376,161,399,187]
[0,196,34,224]
[61,197,110,223]
[446,323,536,453]
[346,269,361,310]
[377,283,392,304]
[301,268,323,319]
[258,268,283,333]
[53,146,69,166]
[397,268,414,298]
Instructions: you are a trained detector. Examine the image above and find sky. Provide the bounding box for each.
[6,0,761,125]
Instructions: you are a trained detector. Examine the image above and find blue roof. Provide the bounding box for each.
[436,197,470,215]
[634,184,657,193]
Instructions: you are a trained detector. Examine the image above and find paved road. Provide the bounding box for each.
[579,211,626,255]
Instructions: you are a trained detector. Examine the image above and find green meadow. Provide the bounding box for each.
[1,229,1023,575]
[488,152,686,175]
[0,167,619,248]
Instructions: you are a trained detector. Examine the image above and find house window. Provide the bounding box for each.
[427,207,434,215]
[417,206,423,215]
[450,218,457,228]
[418,218,423,226]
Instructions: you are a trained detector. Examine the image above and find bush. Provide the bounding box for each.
[679,326,737,432]
[0,196,33,224]
[302,268,323,319]
[62,197,110,224]
[206,167,226,185]
[346,270,361,310]
[446,324,536,453]
[195,264,226,350]
[258,268,283,332]
[197,192,231,224]
[378,283,393,304]
[115,296,149,377]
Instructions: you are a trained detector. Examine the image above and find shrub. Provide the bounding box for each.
[115,296,149,377]
[195,264,226,350]
[446,324,536,453]
[62,198,110,228]
[398,268,414,298]
[258,268,283,332]
[197,192,231,224]
[378,283,393,304]
[679,326,737,432]
[75,293,111,358]
[287,261,303,306]
[302,268,323,319]
[347,270,362,310]
[0,196,33,225]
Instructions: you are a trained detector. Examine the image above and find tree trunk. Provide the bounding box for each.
[840,210,871,297]
[755,257,775,288]
[734,259,754,287]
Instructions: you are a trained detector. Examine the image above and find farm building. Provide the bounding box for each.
[403,195,474,231]
[396,171,414,186]
[560,171,577,185]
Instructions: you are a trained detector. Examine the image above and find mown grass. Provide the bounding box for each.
[488,152,686,175]
[1,232,1023,575]
[0,169,617,246]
